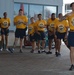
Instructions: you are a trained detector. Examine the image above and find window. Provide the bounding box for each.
[14,3,20,16]
[44,6,57,20]
[14,3,58,20]
[65,4,71,13]
[29,5,43,21]
[14,3,28,17]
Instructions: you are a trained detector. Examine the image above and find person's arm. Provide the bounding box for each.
[35,26,40,34]
[23,16,28,26]
[54,23,57,39]
[60,14,68,21]
[7,18,10,28]
[6,23,10,29]
[64,22,69,39]
[0,20,1,28]
[34,23,40,35]
[14,17,19,26]
[22,22,28,26]
[47,20,52,34]
[47,25,49,31]
[5,18,10,29]
[43,20,47,28]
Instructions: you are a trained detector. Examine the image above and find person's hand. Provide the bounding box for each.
[64,35,67,39]
[64,35,68,42]
[31,34,34,36]
[2,29,4,32]
[48,31,53,35]
[18,19,24,24]
[54,35,57,39]
[59,16,66,21]
[37,32,40,35]
[6,28,8,30]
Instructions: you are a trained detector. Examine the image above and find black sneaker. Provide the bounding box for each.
[69,64,74,71]
[19,49,23,53]
[30,50,34,53]
[55,52,58,57]
[38,50,41,54]
[8,48,13,53]
[55,52,61,57]
[58,53,61,56]
[41,50,46,53]
[46,51,52,54]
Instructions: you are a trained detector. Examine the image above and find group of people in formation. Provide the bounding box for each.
[0,2,74,71]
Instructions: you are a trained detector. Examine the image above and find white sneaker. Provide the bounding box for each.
[0,48,3,51]
[12,48,14,51]
[41,49,46,53]
[6,48,9,51]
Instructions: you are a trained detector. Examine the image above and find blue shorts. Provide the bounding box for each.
[56,32,66,40]
[68,32,74,47]
[24,27,27,37]
[29,34,36,42]
[1,28,9,36]
[35,31,45,41]
[15,29,24,39]
[48,34,54,40]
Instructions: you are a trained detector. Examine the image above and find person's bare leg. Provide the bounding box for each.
[56,39,61,57]
[5,35,8,49]
[54,38,58,53]
[46,39,52,54]
[24,36,26,47]
[69,47,74,70]
[1,35,4,50]
[41,40,45,52]
[57,39,61,53]
[37,40,41,53]
[64,39,70,49]
[30,41,36,53]
[19,38,23,53]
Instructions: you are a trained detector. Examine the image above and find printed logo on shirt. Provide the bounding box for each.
[48,23,54,31]
[3,21,8,27]
[38,22,44,28]
[28,27,33,32]
[18,19,23,25]
[58,24,64,32]
[71,18,74,26]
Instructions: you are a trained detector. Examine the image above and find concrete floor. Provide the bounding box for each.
[0,32,74,75]
[0,45,74,75]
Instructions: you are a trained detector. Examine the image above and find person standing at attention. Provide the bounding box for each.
[28,17,36,53]
[55,13,69,57]
[35,14,47,53]
[0,12,10,51]
[13,9,28,53]
[46,13,58,55]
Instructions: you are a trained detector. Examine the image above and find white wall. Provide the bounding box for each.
[63,0,74,4]
[0,0,63,30]
[14,0,63,14]
[62,0,74,15]
[0,0,15,30]
[14,0,63,6]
